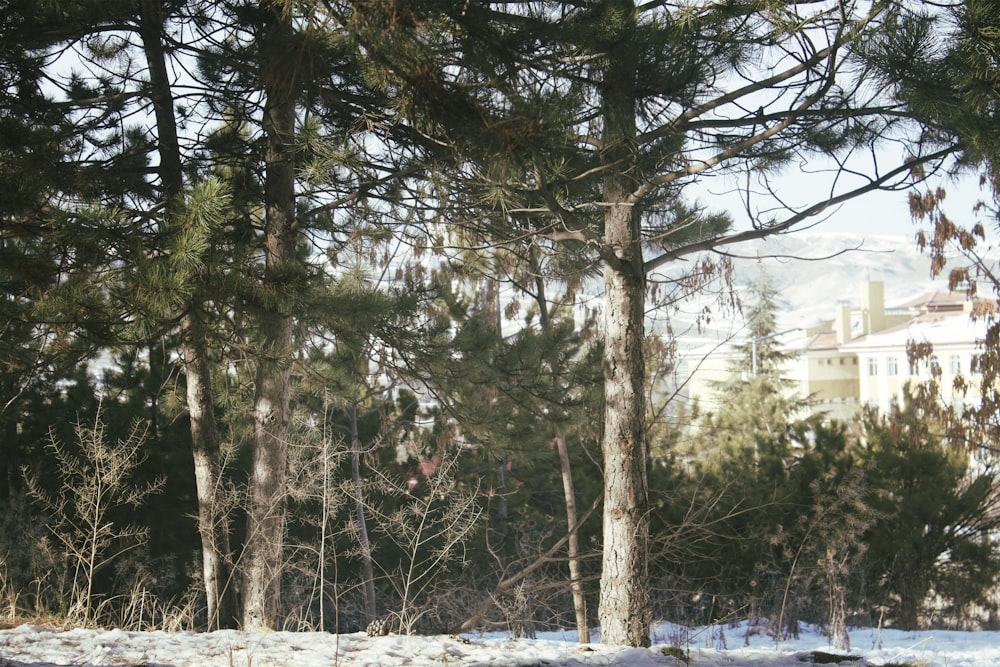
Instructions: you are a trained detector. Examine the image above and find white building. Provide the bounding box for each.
[684,281,988,421]
[840,288,985,415]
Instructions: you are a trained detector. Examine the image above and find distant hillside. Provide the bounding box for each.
[665,232,945,353]
[723,232,941,328]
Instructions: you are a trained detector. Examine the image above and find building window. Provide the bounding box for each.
[930,355,940,375]
[868,357,878,377]
[950,355,962,375]
[887,357,898,376]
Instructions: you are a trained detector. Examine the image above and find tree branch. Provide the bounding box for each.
[643,144,958,273]
[455,491,603,634]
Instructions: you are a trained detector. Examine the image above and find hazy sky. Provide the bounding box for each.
[811,172,988,238]
[695,164,990,240]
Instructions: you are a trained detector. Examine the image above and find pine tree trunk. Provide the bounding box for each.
[349,399,377,622]
[181,315,238,630]
[597,9,650,644]
[242,3,297,630]
[137,0,237,629]
[531,237,590,643]
[598,232,650,647]
[555,432,589,643]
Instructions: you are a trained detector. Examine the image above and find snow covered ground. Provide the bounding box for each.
[0,620,997,667]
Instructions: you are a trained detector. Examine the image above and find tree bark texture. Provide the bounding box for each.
[137,0,238,629]
[597,6,651,644]
[598,228,650,648]
[555,432,589,643]
[531,247,589,642]
[181,315,238,630]
[242,2,297,630]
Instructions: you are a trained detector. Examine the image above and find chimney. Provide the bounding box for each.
[835,304,852,344]
[861,281,885,334]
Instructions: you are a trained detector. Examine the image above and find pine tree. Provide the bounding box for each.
[865,0,1000,625]
[345,1,965,645]
[133,0,242,627]
[1,0,155,530]
[691,268,806,474]
[868,0,1000,468]
[859,397,1000,629]
[3,0,423,630]
[414,234,603,637]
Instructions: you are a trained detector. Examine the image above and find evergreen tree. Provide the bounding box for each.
[1,0,120,431]
[136,0,240,627]
[2,0,423,630]
[865,0,1000,627]
[858,399,1000,629]
[690,268,806,473]
[661,273,876,643]
[868,0,1000,467]
[346,1,962,645]
[424,246,604,617]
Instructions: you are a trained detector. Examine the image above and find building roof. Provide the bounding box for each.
[804,330,843,352]
[894,290,973,312]
[839,309,985,352]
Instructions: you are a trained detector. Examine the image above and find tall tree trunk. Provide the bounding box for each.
[137,0,237,629]
[598,228,650,647]
[349,398,377,622]
[532,254,589,644]
[242,1,297,630]
[555,432,589,643]
[597,3,651,646]
[181,315,238,629]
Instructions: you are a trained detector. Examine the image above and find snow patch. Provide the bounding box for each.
[0,621,998,667]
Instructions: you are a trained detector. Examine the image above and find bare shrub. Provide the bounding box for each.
[22,408,164,626]
[282,410,350,631]
[367,451,483,634]
[282,407,486,635]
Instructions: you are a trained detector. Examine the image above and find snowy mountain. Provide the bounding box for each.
[723,232,941,329]
[662,232,947,354]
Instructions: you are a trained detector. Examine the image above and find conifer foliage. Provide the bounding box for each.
[859,400,1000,630]
[4,0,1000,645]
[345,0,967,646]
